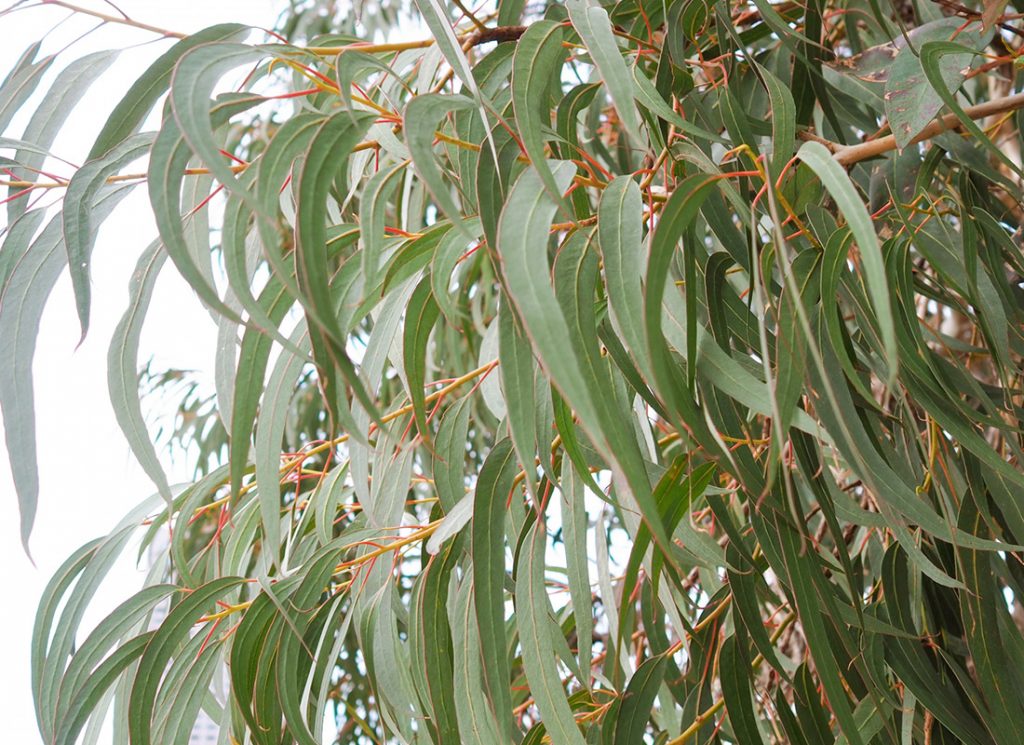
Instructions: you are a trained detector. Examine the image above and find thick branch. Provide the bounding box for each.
[825,91,1024,166]
[461,24,527,46]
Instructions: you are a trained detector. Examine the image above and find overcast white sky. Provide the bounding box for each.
[0,2,278,739]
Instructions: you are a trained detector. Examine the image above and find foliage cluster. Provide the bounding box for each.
[5,0,1024,743]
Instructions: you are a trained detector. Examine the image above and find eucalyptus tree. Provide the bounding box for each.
[5,0,1024,742]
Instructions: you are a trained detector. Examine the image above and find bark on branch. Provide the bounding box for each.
[462,25,527,47]
[803,91,1024,166]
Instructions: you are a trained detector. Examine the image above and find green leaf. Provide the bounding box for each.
[405,93,477,230]
[597,176,648,375]
[360,160,406,288]
[148,93,261,323]
[8,50,117,221]
[884,19,991,150]
[219,173,308,357]
[620,459,716,644]
[63,134,153,341]
[919,40,1024,178]
[0,208,44,303]
[33,496,160,741]
[516,520,587,745]
[762,508,862,745]
[720,633,766,744]
[630,66,723,144]
[956,501,1024,739]
[53,584,179,734]
[228,272,294,518]
[612,652,670,745]
[567,0,644,145]
[403,274,442,440]
[512,21,572,212]
[643,174,721,448]
[253,323,310,564]
[417,544,461,743]
[496,161,600,440]
[450,569,504,743]
[471,439,519,740]
[431,217,481,324]
[88,24,248,159]
[0,44,54,136]
[558,458,594,678]
[757,64,796,178]
[426,489,474,554]
[412,0,487,102]
[432,396,473,512]
[128,577,243,745]
[294,109,379,415]
[498,299,538,495]
[1,187,131,551]
[797,141,898,385]
[411,0,496,160]
[32,540,102,741]
[168,42,266,202]
[55,633,154,745]
[108,240,172,505]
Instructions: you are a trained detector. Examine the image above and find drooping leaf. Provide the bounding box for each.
[797,141,898,384]
[8,50,117,221]
[405,93,476,230]
[516,519,587,745]
[403,274,442,440]
[88,24,248,159]
[1,187,132,550]
[471,439,518,740]
[63,134,154,341]
[107,240,172,505]
[597,176,648,374]
[511,21,571,211]
[566,0,643,145]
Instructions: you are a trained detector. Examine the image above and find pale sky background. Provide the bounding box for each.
[0,2,279,739]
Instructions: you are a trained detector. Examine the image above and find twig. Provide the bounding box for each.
[192,360,501,516]
[665,611,796,745]
[306,25,526,56]
[40,0,185,38]
[451,0,487,32]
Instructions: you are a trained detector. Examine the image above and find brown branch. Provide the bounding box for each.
[40,0,185,38]
[802,91,1024,166]
[459,24,527,47]
[307,25,526,56]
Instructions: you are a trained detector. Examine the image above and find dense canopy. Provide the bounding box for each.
[5,0,1024,742]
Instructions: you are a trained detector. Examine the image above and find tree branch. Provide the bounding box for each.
[40,0,185,38]
[307,25,526,56]
[461,24,527,47]
[811,91,1024,167]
